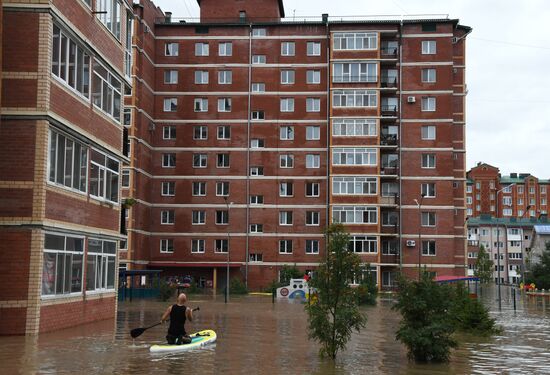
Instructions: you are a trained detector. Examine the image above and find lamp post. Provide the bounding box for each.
[223,197,233,304]
[520,205,531,284]
[495,183,516,310]
[414,193,426,280]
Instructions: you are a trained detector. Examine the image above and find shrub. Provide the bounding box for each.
[450,283,500,335]
[158,280,175,301]
[229,277,248,295]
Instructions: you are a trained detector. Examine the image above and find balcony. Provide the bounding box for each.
[332,75,377,83]
[381,104,398,117]
[380,166,399,177]
[380,133,398,146]
[380,194,399,205]
[380,77,398,88]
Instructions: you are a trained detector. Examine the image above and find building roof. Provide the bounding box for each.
[468,216,549,227]
[534,225,550,234]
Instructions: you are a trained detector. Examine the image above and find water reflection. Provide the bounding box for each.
[0,286,548,374]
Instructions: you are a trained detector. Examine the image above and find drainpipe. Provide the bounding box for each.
[324,13,330,260]
[398,20,404,272]
[245,23,253,287]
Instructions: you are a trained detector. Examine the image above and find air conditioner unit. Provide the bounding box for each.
[407,96,416,103]
[406,240,416,247]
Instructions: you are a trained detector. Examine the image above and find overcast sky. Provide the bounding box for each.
[152,0,550,179]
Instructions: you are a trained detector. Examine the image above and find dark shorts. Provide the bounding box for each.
[166,334,192,345]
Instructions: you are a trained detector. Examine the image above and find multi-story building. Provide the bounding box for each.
[0,0,132,334]
[122,0,471,291]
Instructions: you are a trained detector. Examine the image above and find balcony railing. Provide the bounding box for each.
[332,75,377,83]
[380,77,398,88]
[380,134,398,146]
[381,105,398,116]
[380,166,399,176]
[380,47,398,57]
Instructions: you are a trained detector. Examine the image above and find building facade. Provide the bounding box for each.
[0,0,132,334]
[122,0,471,292]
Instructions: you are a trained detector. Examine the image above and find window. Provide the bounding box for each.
[86,238,116,292]
[279,240,293,254]
[466,185,473,193]
[193,126,208,140]
[281,42,295,56]
[162,153,176,168]
[192,210,206,225]
[163,126,176,140]
[421,41,436,54]
[193,153,207,168]
[160,239,174,253]
[306,240,320,254]
[123,108,131,126]
[281,70,295,84]
[306,182,320,197]
[192,181,206,196]
[216,153,230,168]
[249,253,263,262]
[518,186,524,193]
[218,70,232,84]
[195,71,209,84]
[382,240,398,255]
[121,170,130,188]
[332,148,377,166]
[280,126,294,140]
[421,212,436,226]
[307,41,321,56]
[541,186,547,194]
[216,210,229,225]
[306,154,320,168]
[307,70,321,84]
[502,196,513,206]
[215,239,228,253]
[163,98,177,112]
[422,154,436,168]
[252,28,266,37]
[349,236,377,253]
[333,63,377,83]
[160,210,175,225]
[280,182,294,197]
[422,240,436,256]
[89,150,119,202]
[164,70,178,84]
[51,25,91,98]
[333,90,377,107]
[92,62,122,121]
[306,211,320,226]
[306,126,320,140]
[280,154,294,168]
[250,139,265,148]
[279,211,293,225]
[95,0,121,39]
[250,167,264,176]
[161,182,175,196]
[216,98,231,113]
[421,97,436,111]
[250,195,264,204]
[382,211,398,226]
[503,208,513,216]
[217,126,231,140]
[252,83,265,92]
[250,224,263,233]
[195,43,209,56]
[218,42,232,56]
[252,111,265,120]
[42,233,84,296]
[421,68,436,83]
[306,98,321,112]
[421,125,436,140]
[280,98,295,112]
[529,186,536,194]
[48,130,88,193]
[422,183,436,198]
[191,239,205,253]
[381,182,398,197]
[194,98,208,112]
[165,42,179,56]
[466,196,472,204]
[333,32,377,50]
[332,177,377,195]
[332,206,377,224]
[333,119,376,136]
[252,55,266,64]
[216,181,229,196]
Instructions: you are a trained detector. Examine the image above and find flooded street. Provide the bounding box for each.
[1,287,550,374]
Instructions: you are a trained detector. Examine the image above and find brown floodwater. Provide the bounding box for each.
[1,286,550,374]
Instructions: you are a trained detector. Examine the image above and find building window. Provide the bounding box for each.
[252,83,265,92]
[307,41,321,56]
[89,149,119,203]
[280,182,294,197]
[421,212,436,226]
[333,32,377,50]
[121,170,130,188]
[382,211,398,226]
[307,70,321,84]
[217,126,231,140]
[422,183,436,198]
[333,119,376,136]
[163,126,176,140]
[421,41,436,54]
[193,126,208,140]
[421,68,436,83]
[306,211,320,226]
[333,63,377,83]
[250,224,263,233]
[281,42,295,56]
[192,181,206,196]
[251,139,265,148]
[280,154,294,168]
[95,0,121,39]
[332,206,377,224]
[165,42,179,56]
[466,196,472,204]
[306,126,320,140]
[249,253,263,262]
[216,181,229,196]
[163,98,177,112]
[349,236,377,253]
[218,42,232,56]
[422,240,436,256]
[421,125,436,140]
[541,186,547,194]
[332,148,377,166]
[279,240,293,254]
[281,70,295,84]
[306,182,320,197]
[161,182,175,196]
[250,167,264,176]
[279,211,293,225]
[216,210,229,225]
[164,70,178,84]
[333,90,377,107]
[252,111,265,120]
[218,70,232,84]
[503,208,513,216]
[280,126,295,140]
[42,233,84,296]
[195,43,209,56]
[306,154,321,168]
[252,28,266,37]
[92,62,122,121]
[252,55,266,64]
[162,153,176,168]
[191,239,205,253]
[195,71,209,84]
[306,240,320,254]
[161,210,175,224]
[333,176,377,195]
[192,210,206,225]
[48,130,88,193]
[217,98,232,112]
[160,239,174,253]
[280,98,295,112]
[422,154,436,168]
[215,239,228,253]
[306,98,321,112]
[250,195,264,204]
[421,97,436,111]
[216,153,230,168]
[194,98,208,112]
[86,238,116,292]
[193,153,207,168]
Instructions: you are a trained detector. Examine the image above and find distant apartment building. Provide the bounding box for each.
[121,0,471,292]
[0,0,132,334]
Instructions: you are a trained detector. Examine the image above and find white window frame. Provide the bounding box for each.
[306,126,320,140]
[160,239,174,253]
[218,70,232,85]
[421,125,436,140]
[306,154,320,169]
[421,40,437,55]
[306,182,320,197]
[218,98,232,112]
[193,125,208,140]
[42,233,85,297]
[333,32,377,50]
[163,125,176,140]
[307,41,321,56]
[332,148,377,166]
[161,181,175,196]
[307,70,321,84]
[279,154,294,168]
[421,68,436,83]
[192,153,207,168]
[165,42,179,56]
[195,43,209,56]
[306,211,320,226]
[163,98,177,112]
[281,42,295,56]
[332,119,376,136]
[422,183,436,198]
[194,98,208,112]
[164,70,178,84]
[422,153,436,168]
[280,98,295,112]
[161,210,175,225]
[305,240,320,254]
[218,42,233,56]
[332,206,378,224]
[217,126,231,140]
[332,90,377,108]
[192,210,206,225]
[279,211,293,226]
[281,70,295,84]
[195,71,209,84]
[162,153,176,168]
[192,181,206,196]
[191,239,205,253]
[252,55,266,64]
[306,98,321,112]
[332,176,377,195]
[421,97,436,112]
[280,126,295,140]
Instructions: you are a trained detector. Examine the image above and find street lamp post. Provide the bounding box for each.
[414,193,426,280]
[223,197,233,304]
[495,183,516,310]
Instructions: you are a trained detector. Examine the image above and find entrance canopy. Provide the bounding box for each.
[435,275,479,283]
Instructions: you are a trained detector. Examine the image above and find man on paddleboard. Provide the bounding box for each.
[161,293,194,345]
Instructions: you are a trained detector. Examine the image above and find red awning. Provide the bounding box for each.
[149,262,241,268]
[435,275,479,283]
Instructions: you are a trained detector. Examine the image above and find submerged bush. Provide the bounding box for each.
[450,283,500,335]
[229,277,248,295]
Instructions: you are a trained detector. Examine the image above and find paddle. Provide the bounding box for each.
[130,307,200,339]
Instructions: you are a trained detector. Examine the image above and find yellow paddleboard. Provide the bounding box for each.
[149,330,217,353]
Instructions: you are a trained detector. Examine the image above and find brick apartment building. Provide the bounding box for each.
[0,0,133,334]
[122,0,471,292]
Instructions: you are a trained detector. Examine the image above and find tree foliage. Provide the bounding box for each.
[305,224,367,359]
[449,283,500,335]
[356,266,378,306]
[526,241,550,289]
[474,244,494,284]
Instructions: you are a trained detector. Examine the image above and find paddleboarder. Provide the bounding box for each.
[161,293,194,345]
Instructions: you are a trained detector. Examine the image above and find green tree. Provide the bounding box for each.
[393,272,457,362]
[450,283,500,335]
[356,265,378,306]
[526,242,550,289]
[305,224,367,359]
[265,264,303,292]
[474,244,494,284]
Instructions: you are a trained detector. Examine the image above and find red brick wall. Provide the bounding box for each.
[0,120,37,181]
[2,12,39,72]
[199,0,283,22]
[0,230,31,301]
[1,79,37,108]
[0,307,27,335]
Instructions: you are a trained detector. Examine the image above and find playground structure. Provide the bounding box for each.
[276,279,314,300]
